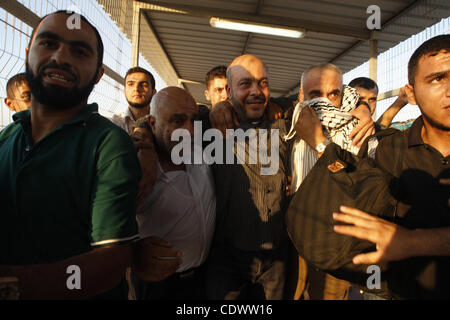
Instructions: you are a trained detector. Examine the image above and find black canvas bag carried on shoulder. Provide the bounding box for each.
[286,129,400,297]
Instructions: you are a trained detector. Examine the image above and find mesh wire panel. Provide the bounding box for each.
[343,16,450,123]
[0,7,32,130]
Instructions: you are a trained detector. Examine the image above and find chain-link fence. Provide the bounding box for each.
[343,17,450,123]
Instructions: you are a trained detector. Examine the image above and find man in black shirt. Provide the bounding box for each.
[297,34,450,299]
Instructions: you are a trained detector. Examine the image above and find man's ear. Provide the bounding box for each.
[4,98,15,112]
[204,89,210,101]
[298,88,304,102]
[226,84,232,100]
[95,66,104,84]
[404,84,417,105]
[149,115,156,134]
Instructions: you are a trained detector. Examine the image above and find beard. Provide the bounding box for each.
[127,98,151,109]
[231,93,267,122]
[421,110,450,132]
[231,96,248,122]
[26,61,98,110]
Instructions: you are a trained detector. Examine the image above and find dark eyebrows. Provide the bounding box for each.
[169,112,200,122]
[169,113,188,122]
[424,70,449,81]
[308,89,321,96]
[35,31,94,55]
[239,77,268,84]
[239,77,252,83]
[126,79,149,85]
[331,89,341,95]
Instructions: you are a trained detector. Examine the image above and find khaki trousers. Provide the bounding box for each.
[294,255,350,300]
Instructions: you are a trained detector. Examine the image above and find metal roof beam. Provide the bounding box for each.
[288,0,425,92]
[137,0,371,40]
[241,0,264,55]
[141,10,183,89]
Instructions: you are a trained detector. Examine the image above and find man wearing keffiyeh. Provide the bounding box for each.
[207,61,376,300]
[287,63,374,300]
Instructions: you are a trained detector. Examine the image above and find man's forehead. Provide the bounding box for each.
[166,103,198,118]
[158,92,197,114]
[305,69,341,87]
[211,77,227,86]
[126,72,150,82]
[355,86,378,96]
[33,13,97,47]
[308,67,340,80]
[229,59,267,79]
[16,82,30,92]
[12,80,29,89]
[417,50,450,74]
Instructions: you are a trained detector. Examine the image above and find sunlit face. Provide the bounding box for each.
[125,72,155,109]
[5,81,31,112]
[405,49,450,131]
[204,77,228,108]
[354,86,378,114]
[302,68,343,108]
[25,12,103,110]
[227,58,270,121]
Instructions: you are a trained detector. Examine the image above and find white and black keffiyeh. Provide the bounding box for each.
[285,85,360,193]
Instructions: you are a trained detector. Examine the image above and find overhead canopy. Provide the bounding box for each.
[98,0,450,104]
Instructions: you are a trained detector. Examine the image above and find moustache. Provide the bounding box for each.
[38,62,78,82]
[246,97,266,104]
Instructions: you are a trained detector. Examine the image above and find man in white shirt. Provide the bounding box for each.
[132,86,216,300]
[111,67,157,134]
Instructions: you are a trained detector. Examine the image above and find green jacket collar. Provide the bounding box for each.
[13,103,100,126]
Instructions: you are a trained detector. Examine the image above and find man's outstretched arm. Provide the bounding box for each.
[376,87,409,129]
[333,205,450,265]
[0,244,132,299]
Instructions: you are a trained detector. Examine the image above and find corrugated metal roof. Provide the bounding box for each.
[98,0,450,104]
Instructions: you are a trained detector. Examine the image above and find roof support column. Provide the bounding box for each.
[131,1,141,67]
[369,32,379,120]
[369,32,378,83]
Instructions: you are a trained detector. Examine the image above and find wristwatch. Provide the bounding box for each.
[315,138,330,154]
[136,120,151,130]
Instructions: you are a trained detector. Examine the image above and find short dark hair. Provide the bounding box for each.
[28,10,104,69]
[6,73,28,99]
[205,65,227,89]
[348,77,378,93]
[408,34,450,85]
[125,67,156,90]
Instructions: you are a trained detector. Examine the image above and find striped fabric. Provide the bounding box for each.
[285,86,360,193]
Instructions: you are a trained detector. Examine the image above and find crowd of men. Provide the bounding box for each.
[0,10,448,300]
